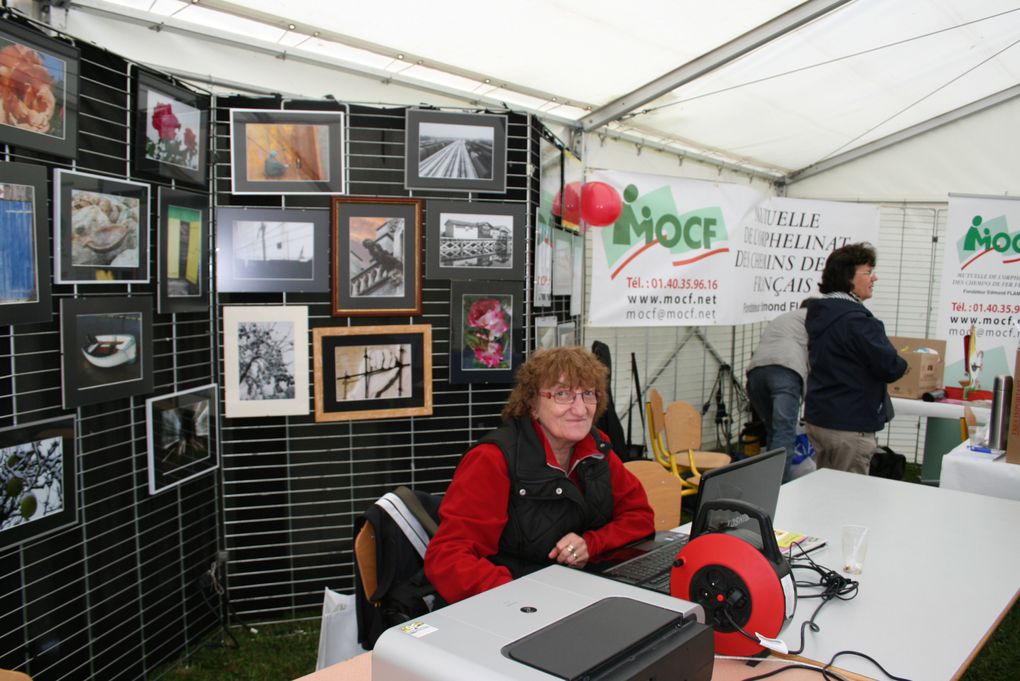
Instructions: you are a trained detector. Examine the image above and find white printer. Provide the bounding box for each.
[373,565,712,681]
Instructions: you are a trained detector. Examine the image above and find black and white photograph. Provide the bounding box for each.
[405,109,507,193]
[59,297,154,408]
[552,228,574,296]
[556,321,577,347]
[425,200,526,281]
[0,162,51,325]
[222,305,309,417]
[313,325,433,422]
[535,316,558,349]
[0,416,76,548]
[53,169,151,284]
[146,384,218,495]
[216,207,329,293]
[331,196,422,316]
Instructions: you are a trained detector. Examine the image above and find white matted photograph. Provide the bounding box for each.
[222,306,309,418]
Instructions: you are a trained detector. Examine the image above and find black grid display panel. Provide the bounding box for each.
[212,100,538,621]
[0,25,218,681]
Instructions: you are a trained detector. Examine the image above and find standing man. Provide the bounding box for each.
[804,243,907,474]
[747,300,810,482]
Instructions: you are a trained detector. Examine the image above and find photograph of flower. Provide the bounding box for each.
[230,108,346,194]
[405,109,507,193]
[0,416,76,548]
[425,200,526,281]
[0,21,79,159]
[313,325,432,422]
[53,170,150,284]
[216,207,329,293]
[146,384,218,495]
[222,306,309,418]
[332,197,422,316]
[132,69,209,187]
[59,297,154,409]
[450,280,523,384]
[0,162,50,325]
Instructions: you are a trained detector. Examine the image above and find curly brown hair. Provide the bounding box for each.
[501,347,609,421]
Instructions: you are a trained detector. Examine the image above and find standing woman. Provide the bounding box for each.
[804,243,908,474]
[425,347,654,604]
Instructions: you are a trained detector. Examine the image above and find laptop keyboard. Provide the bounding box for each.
[603,536,688,593]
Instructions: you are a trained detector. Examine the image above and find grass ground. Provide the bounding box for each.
[157,463,1019,680]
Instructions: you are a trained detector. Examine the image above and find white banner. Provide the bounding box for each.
[588,170,879,326]
[935,194,1020,385]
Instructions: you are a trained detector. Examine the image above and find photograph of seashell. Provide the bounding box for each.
[69,189,140,268]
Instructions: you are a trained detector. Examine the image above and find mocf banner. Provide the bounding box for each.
[936,194,1020,382]
[588,169,878,327]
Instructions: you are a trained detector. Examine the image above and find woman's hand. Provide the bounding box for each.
[549,532,588,568]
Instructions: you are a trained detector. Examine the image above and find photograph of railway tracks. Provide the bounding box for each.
[405,109,506,192]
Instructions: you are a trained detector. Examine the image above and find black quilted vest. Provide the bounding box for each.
[479,417,614,578]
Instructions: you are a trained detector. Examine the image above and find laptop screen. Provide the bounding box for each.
[692,447,786,530]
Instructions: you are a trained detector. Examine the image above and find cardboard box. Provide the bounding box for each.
[1005,349,1020,464]
[887,337,946,399]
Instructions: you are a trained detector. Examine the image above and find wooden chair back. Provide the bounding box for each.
[0,670,33,681]
[623,459,685,531]
[354,521,378,602]
[664,400,733,471]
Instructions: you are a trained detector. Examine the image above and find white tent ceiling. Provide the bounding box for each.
[64,0,1020,182]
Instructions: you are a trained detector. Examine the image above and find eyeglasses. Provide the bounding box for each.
[539,389,598,405]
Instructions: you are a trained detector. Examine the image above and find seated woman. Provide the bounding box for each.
[425,346,654,604]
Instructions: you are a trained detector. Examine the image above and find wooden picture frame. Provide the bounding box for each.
[331,196,422,316]
[0,19,79,159]
[59,296,154,409]
[425,200,526,281]
[157,187,209,314]
[146,383,219,495]
[449,280,524,385]
[0,415,77,548]
[132,67,209,187]
[53,169,151,284]
[216,206,329,293]
[0,162,51,325]
[222,305,309,418]
[229,108,346,194]
[312,324,432,422]
[404,109,507,193]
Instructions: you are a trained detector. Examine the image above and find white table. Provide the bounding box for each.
[890,396,990,422]
[772,468,1020,681]
[891,397,991,482]
[939,440,1020,501]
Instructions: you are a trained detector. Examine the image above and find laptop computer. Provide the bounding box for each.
[599,447,791,593]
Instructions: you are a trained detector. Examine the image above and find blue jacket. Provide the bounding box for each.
[804,296,908,433]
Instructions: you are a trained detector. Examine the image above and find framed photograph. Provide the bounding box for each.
[449,280,524,385]
[312,324,432,422]
[557,321,577,347]
[146,383,218,495]
[216,206,329,293]
[425,200,526,281]
[405,109,507,193]
[331,196,422,316]
[552,229,574,295]
[0,20,79,159]
[0,415,77,548]
[132,67,209,187]
[535,316,558,349]
[0,162,51,325]
[222,305,309,418]
[229,108,346,194]
[59,296,154,409]
[53,169,151,284]
[158,187,208,314]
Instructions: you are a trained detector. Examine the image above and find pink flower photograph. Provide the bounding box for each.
[144,89,201,171]
[132,69,208,187]
[450,280,522,383]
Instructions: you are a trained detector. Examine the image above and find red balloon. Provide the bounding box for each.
[581,181,622,227]
[553,181,582,225]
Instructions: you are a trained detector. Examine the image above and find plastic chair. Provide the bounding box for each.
[623,459,685,531]
[663,400,733,473]
[644,389,702,494]
[0,670,32,681]
[354,522,378,602]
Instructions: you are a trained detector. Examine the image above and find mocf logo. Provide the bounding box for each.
[963,214,1020,257]
[612,184,722,250]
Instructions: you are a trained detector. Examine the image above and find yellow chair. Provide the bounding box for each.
[0,670,33,681]
[354,521,378,602]
[623,459,685,531]
[663,400,733,474]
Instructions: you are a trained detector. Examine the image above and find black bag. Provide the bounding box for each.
[591,341,632,459]
[354,486,443,649]
[869,445,906,480]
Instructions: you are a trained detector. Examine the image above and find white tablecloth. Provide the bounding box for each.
[939,441,1020,501]
[890,397,990,422]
